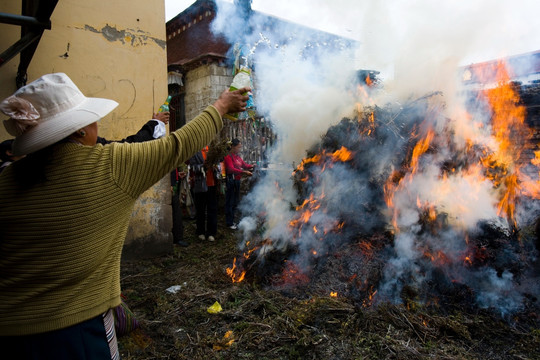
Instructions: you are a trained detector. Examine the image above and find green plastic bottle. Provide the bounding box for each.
[158,95,172,113]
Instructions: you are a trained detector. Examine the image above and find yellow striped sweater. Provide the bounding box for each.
[0,105,222,336]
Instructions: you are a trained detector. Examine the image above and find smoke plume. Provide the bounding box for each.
[211,0,539,316]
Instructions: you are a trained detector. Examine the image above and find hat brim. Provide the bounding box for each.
[12,97,118,156]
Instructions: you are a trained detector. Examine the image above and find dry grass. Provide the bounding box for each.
[118,208,540,360]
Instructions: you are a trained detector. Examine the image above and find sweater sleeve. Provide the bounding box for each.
[109,105,222,198]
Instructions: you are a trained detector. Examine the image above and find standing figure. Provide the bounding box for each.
[171,166,189,246]
[0,73,249,358]
[189,146,219,241]
[224,138,254,229]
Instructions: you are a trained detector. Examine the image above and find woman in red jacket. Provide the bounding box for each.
[224,138,254,229]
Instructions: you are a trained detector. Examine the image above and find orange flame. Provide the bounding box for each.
[362,286,378,307]
[330,291,338,297]
[478,61,533,227]
[294,153,323,173]
[226,257,246,283]
[294,147,355,175]
[332,146,354,162]
[410,129,434,174]
[226,241,263,283]
[366,74,373,86]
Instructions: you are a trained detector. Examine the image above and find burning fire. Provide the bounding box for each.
[477,62,532,228]
[383,61,536,234]
[226,58,539,317]
[226,240,263,283]
[226,257,246,283]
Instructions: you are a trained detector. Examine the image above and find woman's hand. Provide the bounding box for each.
[212,88,250,116]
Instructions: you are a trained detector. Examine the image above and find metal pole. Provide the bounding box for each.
[0,13,51,29]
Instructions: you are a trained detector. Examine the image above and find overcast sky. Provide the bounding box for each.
[165,0,540,65]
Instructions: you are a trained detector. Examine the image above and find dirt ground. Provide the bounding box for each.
[117,206,540,360]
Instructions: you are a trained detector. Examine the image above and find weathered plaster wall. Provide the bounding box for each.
[0,1,172,259]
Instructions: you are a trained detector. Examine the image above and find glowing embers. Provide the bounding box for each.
[274,261,311,288]
[362,286,378,308]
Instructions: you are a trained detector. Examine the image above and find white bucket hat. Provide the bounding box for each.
[0,73,118,156]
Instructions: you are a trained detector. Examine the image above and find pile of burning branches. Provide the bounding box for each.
[226,68,539,323]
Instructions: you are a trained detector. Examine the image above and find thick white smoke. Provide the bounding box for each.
[211,0,539,314]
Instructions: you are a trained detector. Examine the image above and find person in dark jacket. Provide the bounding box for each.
[171,166,189,246]
[97,111,169,144]
[189,146,219,241]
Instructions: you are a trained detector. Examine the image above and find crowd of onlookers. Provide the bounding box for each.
[171,137,255,246]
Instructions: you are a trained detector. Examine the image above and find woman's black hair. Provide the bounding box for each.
[0,139,14,162]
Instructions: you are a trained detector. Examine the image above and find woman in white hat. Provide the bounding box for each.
[0,73,249,359]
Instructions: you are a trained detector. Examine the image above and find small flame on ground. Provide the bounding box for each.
[226,241,264,283]
[226,257,246,283]
[362,286,378,308]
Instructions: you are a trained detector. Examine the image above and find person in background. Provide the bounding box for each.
[171,165,189,247]
[0,139,25,174]
[96,111,169,144]
[0,72,249,359]
[224,138,254,230]
[189,145,219,241]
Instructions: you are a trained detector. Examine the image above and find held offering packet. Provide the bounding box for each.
[224,66,254,121]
